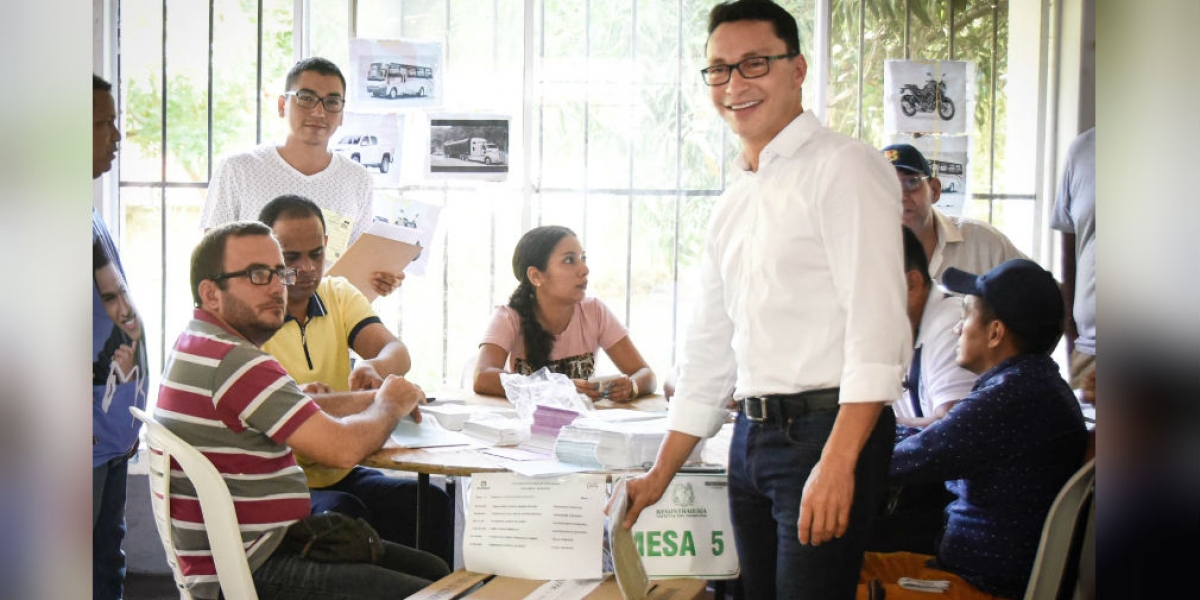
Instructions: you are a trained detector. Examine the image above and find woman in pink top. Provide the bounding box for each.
[474,225,656,402]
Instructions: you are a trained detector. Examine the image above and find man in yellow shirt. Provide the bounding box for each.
[259,194,453,565]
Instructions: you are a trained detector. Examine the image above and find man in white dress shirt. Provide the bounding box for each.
[882,143,1027,279]
[621,2,911,598]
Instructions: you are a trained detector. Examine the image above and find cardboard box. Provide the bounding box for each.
[409,569,708,600]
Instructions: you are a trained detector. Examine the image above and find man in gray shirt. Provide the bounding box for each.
[1050,127,1096,399]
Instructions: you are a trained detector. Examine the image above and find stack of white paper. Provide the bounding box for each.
[423,405,518,431]
[554,418,704,469]
[461,417,530,446]
[420,404,477,431]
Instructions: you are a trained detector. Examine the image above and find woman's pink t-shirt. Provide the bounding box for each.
[480,296,629,379]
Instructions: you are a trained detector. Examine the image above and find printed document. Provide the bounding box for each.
[464,473,606,580]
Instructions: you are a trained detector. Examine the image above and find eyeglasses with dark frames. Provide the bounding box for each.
[283,90,345,113]
[211,266,297,286]
[700,53,798,86]
[898,174,930,192]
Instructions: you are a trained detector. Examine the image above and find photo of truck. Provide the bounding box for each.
[442,137,503,165]
[429,117,509,179]
[366,62,434,99]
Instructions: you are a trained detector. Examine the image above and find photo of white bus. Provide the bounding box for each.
[366,62,434,99]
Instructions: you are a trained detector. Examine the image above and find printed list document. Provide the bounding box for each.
[463,472,606,580]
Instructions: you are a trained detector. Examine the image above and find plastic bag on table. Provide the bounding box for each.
[500,367,592,420]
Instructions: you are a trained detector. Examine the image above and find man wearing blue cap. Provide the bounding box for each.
[858,259,1087,600]
[882,143,1026,279]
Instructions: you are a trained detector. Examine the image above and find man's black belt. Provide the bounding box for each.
[738,388,841,423]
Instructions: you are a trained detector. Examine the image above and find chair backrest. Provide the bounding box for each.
[459,354,478,390]
[130,407,260,600]
[1023,458,1096,600]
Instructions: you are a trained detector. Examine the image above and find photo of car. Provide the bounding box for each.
[332,133,393,173]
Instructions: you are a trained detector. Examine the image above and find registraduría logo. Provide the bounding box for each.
[671,483,695,508]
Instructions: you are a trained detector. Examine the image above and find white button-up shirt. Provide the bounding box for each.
[894,290,977,420]
[667,112,912,438]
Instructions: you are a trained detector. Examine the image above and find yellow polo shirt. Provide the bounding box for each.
[262,276,381,488]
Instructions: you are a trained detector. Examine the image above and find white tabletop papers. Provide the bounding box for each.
[463,473,606,580]
[390,417,475,449]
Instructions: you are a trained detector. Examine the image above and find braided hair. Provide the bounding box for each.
[508,225,576,370]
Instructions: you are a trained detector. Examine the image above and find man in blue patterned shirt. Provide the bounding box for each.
[857,259,1087,600]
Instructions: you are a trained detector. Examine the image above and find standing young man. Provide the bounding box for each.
[92,74,148,600]
[622,1,910,598]
[200,57,400,296]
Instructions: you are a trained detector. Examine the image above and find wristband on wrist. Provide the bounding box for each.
[631,378,640,398]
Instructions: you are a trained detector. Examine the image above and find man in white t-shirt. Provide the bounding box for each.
[882,143,1027,279]
[200,57,399,296]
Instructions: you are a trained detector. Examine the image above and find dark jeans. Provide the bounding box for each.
[253,539,450,600]
[310,467,454,566]
[93,455,129,600]
[727,405,894,600]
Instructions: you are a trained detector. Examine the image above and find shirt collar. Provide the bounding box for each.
[976,353,1051,386]
[193,308,248,342]
[933,209,965,244]
[734,111,820,172]
[284,288,328,324]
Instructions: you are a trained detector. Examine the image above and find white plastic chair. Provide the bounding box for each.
[458,354,478,390]
[130,407,259,600]
[1023,458,1096,600]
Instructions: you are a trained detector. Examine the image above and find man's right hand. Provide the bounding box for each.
[614,431,703,528]
[375,375,424,422]
[618,470,671,529]
[112,344,136,382]
[370,271,405,297]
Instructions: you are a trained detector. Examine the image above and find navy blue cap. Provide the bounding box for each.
[882,144,932,177]
[942,259,1065,352]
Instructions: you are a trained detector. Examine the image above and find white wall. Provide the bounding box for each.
[1096,0,1200,341]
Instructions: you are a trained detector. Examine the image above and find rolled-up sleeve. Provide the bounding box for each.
[817,144,911,402]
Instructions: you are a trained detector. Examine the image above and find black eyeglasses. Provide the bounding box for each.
[700,53,797,86]
[284,90,345,113]
[898,174,930,192]
[211,267,297,286]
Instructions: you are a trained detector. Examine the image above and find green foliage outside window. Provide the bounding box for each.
[115,0,1016,391]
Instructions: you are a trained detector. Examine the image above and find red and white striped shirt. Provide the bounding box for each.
[155,309,320,599]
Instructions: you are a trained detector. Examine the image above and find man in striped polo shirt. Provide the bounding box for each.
[155,221,448,600]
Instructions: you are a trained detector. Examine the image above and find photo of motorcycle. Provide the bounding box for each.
[898,78,956,121]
